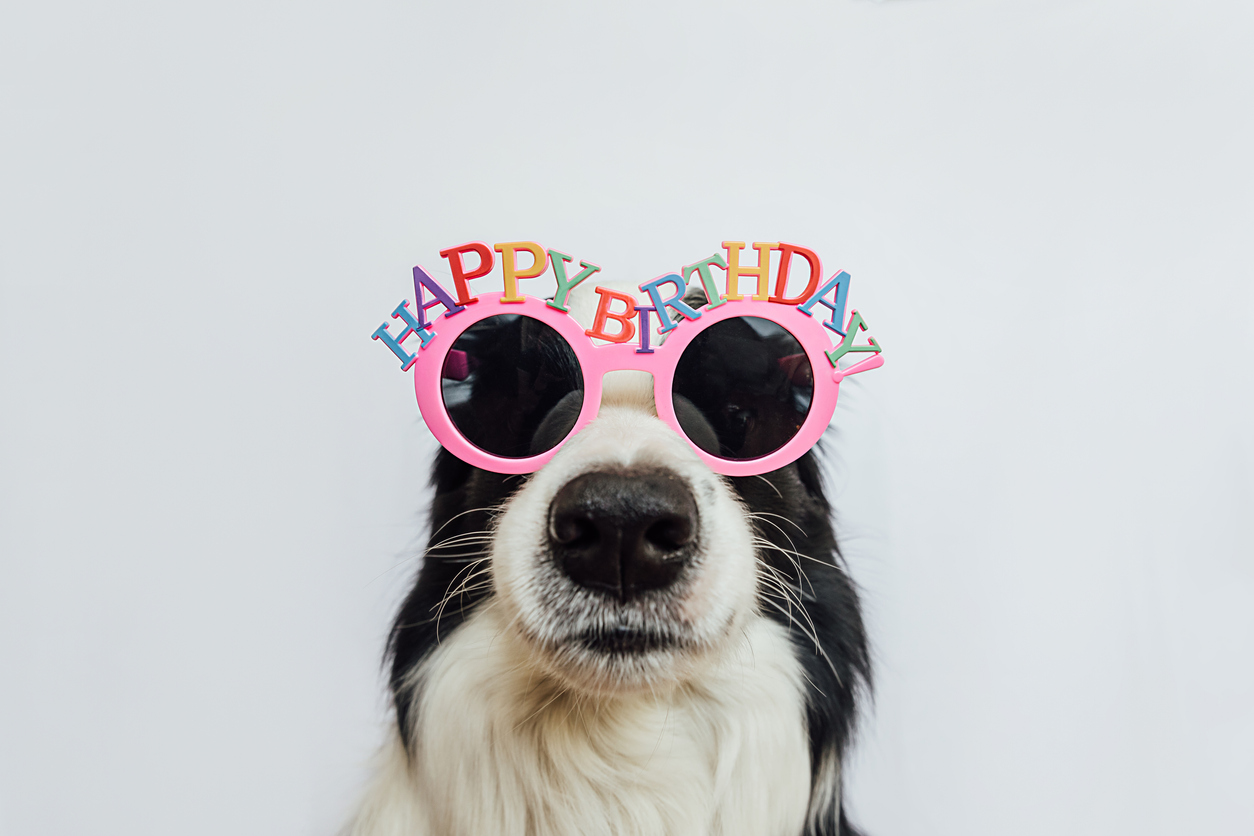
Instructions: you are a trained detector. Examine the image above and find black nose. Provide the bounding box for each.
[548,469,699,600]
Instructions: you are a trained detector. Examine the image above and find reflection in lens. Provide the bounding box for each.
[672,316,813,461]
[441,315,584,459]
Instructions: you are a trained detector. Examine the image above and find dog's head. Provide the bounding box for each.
[388,282,868,740]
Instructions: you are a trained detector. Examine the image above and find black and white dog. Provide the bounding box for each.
[350,286,871,836]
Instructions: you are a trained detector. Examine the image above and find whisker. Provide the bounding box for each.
[757,563,817,639]
[432,558,493,642]
[751,534,831,598]
[426,506,506,543]
[749,474,784,499]
[752,537,820,601]
[748,510,805,535]
[426,550,492,562]
[747,515,804,561]
[757,560,824,653]
[758,597,843,687]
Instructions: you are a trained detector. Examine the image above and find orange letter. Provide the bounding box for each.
[439,242,494,305]
[722,241,779,301]
[494,241,548,303]
[584,287,637,344]
[771,243,822,305]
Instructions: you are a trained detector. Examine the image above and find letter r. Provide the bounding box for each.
[638,273,702,334]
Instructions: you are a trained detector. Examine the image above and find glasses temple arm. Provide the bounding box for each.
[831,350,884,383]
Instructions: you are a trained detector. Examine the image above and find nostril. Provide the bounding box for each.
[644,515,693,552]
[551,514,599,549]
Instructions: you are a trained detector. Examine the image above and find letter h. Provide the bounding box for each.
[372,301,430,371]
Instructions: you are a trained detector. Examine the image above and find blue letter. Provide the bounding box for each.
[798,271,851,336]
[639,273,702,335]
[372,300,430,370]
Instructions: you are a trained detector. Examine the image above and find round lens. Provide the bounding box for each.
[671,316,813,461]
[441,314,584,459]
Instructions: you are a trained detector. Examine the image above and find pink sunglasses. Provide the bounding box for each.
[373,243,883,476]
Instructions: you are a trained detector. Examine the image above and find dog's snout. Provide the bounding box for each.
[548,469,698,600]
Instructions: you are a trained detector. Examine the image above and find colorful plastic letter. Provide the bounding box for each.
[372,300,428,370]
[825,310,881,367]
[722,241,779,301]
[495,242,549,303]
[798,270,852,335]
[546,250,601,312]
[639,273,702,334]
[681,254,728,309]
[585,287,638,344]
[771,243,823,305]
[412,265,465,330]
[635,305,657,353]
[439,242,495,306]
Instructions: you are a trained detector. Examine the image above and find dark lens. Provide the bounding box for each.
[672,316,813,461]
[441,315,584,459]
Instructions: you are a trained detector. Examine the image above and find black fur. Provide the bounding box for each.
[731,449,871,836]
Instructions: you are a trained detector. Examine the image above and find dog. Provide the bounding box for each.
[349,283,871,836]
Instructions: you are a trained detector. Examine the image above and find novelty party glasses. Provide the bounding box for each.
[373,241,883,476]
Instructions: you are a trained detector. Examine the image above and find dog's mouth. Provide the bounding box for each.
[574,624,678,656]
[509,595,705,684]
[520,616,700,692]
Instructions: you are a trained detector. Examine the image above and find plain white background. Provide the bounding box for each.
[2,0,1251,833]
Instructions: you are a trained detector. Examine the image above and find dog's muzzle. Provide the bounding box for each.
[547,468,699,601]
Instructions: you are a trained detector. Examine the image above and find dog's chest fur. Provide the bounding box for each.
[356,606,813,836]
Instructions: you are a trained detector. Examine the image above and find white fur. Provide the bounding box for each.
[352,608,811,836]
[349,282,817,835]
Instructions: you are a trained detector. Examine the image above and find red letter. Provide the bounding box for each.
[771,243,822,305]
[584,287,637,344]
[439,242,494,305]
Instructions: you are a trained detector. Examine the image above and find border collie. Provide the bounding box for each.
[349,285,870,836]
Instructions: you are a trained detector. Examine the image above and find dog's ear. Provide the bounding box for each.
[682,285,709,310]
[794,448,829,506]
[671,393,719,454]
[530,390,584,456]
[430,445,473,494]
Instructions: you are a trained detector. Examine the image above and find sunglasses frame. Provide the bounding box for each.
[411,290,882,476]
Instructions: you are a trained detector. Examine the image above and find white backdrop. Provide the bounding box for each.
[2,1,1251,834]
